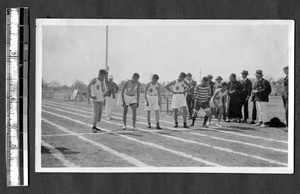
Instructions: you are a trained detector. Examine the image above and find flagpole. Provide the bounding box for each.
[105,25,108,69]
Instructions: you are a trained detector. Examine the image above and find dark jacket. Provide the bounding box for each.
[281,76,288,99]
[240,78,252,99]
[253,78,270,102]
[186,80,197,98]
[208,80,215,96]
[105,80,119,99]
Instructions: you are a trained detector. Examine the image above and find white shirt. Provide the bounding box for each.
[91,78,106,102]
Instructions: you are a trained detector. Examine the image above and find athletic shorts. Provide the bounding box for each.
[92,101,103,123]
[210,100,223,108]
[145,96,160,111]
[194,100,210,111]
[172,94,187,109]
[124,95,137,106]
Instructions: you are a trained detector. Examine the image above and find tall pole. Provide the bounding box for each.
[199,68,202,82]
[105,26,108,69]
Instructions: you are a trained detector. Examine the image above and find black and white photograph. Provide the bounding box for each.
[35,19,294,173]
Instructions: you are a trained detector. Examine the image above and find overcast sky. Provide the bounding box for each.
[42,23,290,85]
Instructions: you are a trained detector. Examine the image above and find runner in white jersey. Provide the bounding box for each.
[87,69,108,133]
[121,73,141,131]
[165,72,191,128]
[145,74,162,129]
[210,82,228,127]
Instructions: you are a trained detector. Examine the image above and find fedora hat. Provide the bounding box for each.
[215,76,223,80]
[207,74,213,78]
[241,70,249,75]
[255,70,263,76]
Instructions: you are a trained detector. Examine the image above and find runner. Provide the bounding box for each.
[121,73,141,131]
[210,82,228,127]
[190,77,211,128]
[87,69,108,133]
[165,72,191,128]
[145,74,162,129]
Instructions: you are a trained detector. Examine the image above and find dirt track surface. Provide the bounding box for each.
[40,98,289,170]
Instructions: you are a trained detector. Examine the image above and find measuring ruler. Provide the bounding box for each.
[6,7,29,187]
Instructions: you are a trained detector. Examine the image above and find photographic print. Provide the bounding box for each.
[35,19,294,173]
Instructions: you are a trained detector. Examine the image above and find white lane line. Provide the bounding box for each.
[41,140,79,167]
[42,109,223,167]
[42,105,287,167]
[42,118,149,167]
[42,130,161,137]
[43,100,288,144]
[43,102,288,152]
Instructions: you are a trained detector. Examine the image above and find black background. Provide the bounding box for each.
[0,0,299,193]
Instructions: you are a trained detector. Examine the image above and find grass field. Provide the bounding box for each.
[40,93,288,169]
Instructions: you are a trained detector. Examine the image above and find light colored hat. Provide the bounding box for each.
[108,75,113,79]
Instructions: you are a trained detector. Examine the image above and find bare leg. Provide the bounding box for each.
[123,106,128,127]
[147,110,151,124]
[218,108,223,124]
[182,106,188,123]
[173,109,178,123]
[155,110,159,123]
[131,104,137,128]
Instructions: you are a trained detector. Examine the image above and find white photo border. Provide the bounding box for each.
[35,19,294,173]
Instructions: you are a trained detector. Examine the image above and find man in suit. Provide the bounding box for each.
[282,66,288,132]
[240,70,252,123]
[226,73,243,122]
[207,74,215,96]
[185,73,197,119]
[252,70,271,128]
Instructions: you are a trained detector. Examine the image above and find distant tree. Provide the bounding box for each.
[62,85,70,91]
[42,79,50,90]
[49,81,61,91]
[71,79,87,91]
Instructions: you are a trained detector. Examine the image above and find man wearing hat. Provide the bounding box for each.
[207,74,215,96]
[105,73,119,120]
[185,73,197,119]
[240,70,252,122]
[252,70,272,127]
[226,73,243,122]
[281,66,288,131]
